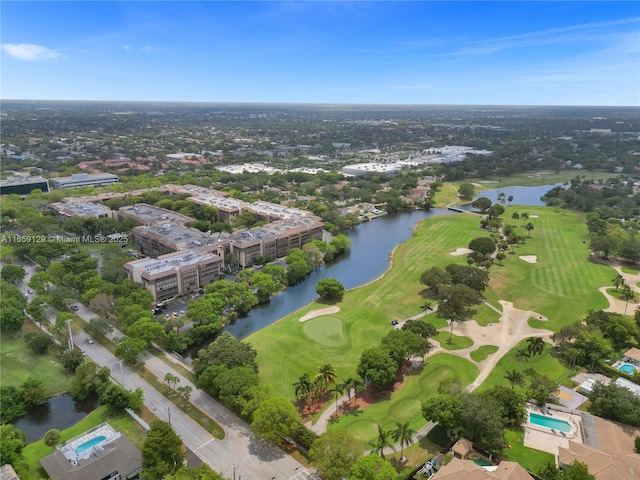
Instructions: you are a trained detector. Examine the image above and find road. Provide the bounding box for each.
[11,259,317,480]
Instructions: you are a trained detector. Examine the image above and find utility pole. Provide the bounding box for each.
[232,463,238,480]
[168,406,171,425]
[119,360,125,389]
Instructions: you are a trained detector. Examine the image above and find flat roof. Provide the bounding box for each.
[51,201,112,217]
[120,204,194,225]
[129,250,221,275]
[53,173,119,184]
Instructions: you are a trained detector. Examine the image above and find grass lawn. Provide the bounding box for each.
[302,316,346,347]
[477,338,574,392]
[472,171,612,189]
[483,205,613,331]
[470,345,499,362]
[434,331,474,350]
[621,266,639,275]
[22,405,148,480]
[1,322,73,395]
[327,354,478,449]
[502,427,554,473]
[473,302,502,326]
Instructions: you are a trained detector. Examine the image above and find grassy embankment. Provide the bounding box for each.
[1,322,72,395]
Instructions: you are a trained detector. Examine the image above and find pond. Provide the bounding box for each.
[13,393,99,443]
[456,183,566,210]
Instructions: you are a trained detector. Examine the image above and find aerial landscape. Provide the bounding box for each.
[1,2,640,480]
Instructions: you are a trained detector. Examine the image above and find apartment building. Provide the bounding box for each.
[124,250,223,301]
[117,204,193,226]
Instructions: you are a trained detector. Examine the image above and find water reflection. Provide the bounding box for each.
[457,183,565,210]
[13,393,99,443]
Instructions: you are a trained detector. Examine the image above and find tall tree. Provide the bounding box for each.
[370,424,395,458]
[504,369,524,390]
[142,420,186,480]
[251,397,300,444]
[515,348,531,374]
[526,337,545,369]
[315,363,337,392]
[309,429,362,480]
[391,421,416,462]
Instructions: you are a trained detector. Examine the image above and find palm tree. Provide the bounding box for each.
[421,301,432,316]
[507,195,514,206]
[315,363,337,392]
[515,348,530,374]
[391,421,416,462]
[293,373,313,404]
[526,337,545,370]
[333,381,346,414]
[504,369,524,389]
[613,274,625,291]
[498,192,506,205]
[524,222,534,237]
[521,212,529,226]
[370,424,395,459]
[511,211,520,225]
[351,376,366,407]
[620,283,635,315]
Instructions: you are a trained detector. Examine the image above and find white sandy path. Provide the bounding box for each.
[450,247,473,256]
[519,255,538,264]
[299,306,341,322]
[591,257,640,315]
[427,300,553,391]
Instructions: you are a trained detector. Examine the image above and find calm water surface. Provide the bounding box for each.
[457,183,565,210]
[13,394,99,443]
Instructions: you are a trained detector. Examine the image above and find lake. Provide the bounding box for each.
[13,393,99,443]
[457,183,565,210]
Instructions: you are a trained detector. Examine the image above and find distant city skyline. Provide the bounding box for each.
[1,1,639,106]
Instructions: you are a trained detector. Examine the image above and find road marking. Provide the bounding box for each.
[195,439,214,451]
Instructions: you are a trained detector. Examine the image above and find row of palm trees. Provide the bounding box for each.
[371,421,416,462]
[293,363,366,413]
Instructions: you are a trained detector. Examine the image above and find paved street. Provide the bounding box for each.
[11,259,318,480]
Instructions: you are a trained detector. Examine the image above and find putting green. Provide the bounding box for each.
[302,316,346,347]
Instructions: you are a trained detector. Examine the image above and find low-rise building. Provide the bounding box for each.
[131,224,222,258]
[341,162,403,177]
[50,173,119,190]
[0,176,49,195]
[40,424,141,480]
[50,201,114,220]
[124,250,223,301]
[187,195,244,223]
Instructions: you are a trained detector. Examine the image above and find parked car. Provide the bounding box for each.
[391,319,399,326]
[86,338,94,344]
[71,304,79,311]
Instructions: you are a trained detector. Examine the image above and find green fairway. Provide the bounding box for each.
[1,323,72,395]
[302,316,346,347]
[483,206,613,330]
[327,354,478,449]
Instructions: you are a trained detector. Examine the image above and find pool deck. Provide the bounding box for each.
[58,423,117,462]
[523,404,583,455]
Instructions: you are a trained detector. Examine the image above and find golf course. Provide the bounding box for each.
[247,193,619,449]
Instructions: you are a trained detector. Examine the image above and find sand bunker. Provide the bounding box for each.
[520,255,538,264]
[530,214,539,218]
[450,247,473,256]
[299,306,341,322]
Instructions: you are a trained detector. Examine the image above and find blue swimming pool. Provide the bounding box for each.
[529,413,571,433]
[75,435,106,454]
[618,363,638,375]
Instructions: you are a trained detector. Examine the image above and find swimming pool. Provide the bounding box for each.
[75,435,106,454]
[618,363,638,375]
[529,412,571,433]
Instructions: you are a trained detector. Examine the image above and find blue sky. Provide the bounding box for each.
[2,1,639,106]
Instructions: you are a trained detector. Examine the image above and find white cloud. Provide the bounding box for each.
[1,43,65,61]
[142,45,153,52]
